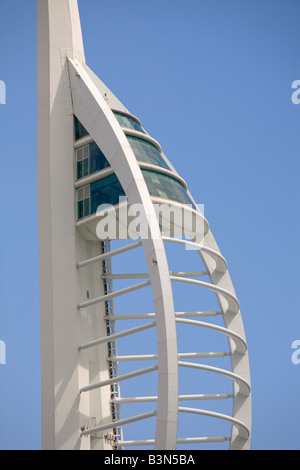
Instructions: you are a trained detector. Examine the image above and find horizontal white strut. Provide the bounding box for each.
[179,393,233,401]
[102,270,207,280]
[79,321,156,351]
[178,351,230,359]
[80,364,158,393]
[77,240,143,268]
[108,351,230,362]
[111,396,158,404]
[178,407,250,441]
[176,311,222,317]
[162,236,228,273]
[111,393,233,404]
[104,311,221,321]
[81,410,157,437]
[105,313,156,321]
[176,318,247,354]
[109,354,158,362]
[178,362,251,397]
[177,436,230,444]
[78,280,151,309]
[170,276,240,314]
[116,436,230,447]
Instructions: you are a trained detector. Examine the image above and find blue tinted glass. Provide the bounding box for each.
[90,174,126,213]
[89,142,110,174]
[142,170,195,207]
[77,197,90,220]
[78,200,84,220]
[77,158,89,179]
[114,112,146,134]
[127,136,170,170]
[83,198,90,217]
[77,161,83,180]
[75,117,89,140]
[83,158,89,177]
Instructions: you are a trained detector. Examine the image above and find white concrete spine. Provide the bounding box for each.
[38,0,114,450]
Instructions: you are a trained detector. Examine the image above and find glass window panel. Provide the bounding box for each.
[77,185,90,220]
[142,169,195,207]
[90,174,126,214]
[83,158,89,177]
[84,145,89,159]
[83,198,90,217]
[76,148,84,161]
[114,112,146,134]
[78,187,83,201]
[77,197,90,220]
[127,136,170,170]
[78,200,83,220]
[77,158,89,179]
[83,186,90,199]
[74,117,89,140]
[89,142,110,174]
[77,161,83,180]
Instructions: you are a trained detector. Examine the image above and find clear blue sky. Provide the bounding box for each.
[0,0,300,450]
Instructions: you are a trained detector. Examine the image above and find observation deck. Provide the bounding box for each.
[74,112,208,242]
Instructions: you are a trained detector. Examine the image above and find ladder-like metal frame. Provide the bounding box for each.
[77,236,251,449]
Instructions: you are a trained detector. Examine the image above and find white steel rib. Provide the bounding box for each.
[68,57,179,450]
[70,54,252,448]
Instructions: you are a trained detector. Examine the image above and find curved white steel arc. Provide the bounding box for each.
[178,362,251,397]
[162,236,227,273]
[162,235,251,449]
[68,57,179,449]
[197,235,251,449]
[178,407,250,442]
[122,127,162,153]
[170,275,240,315]
[73,156,188,190]
[176,318,247,355]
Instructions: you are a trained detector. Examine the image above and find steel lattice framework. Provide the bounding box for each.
[37,0,251,450]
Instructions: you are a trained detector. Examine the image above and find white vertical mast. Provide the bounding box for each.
[37,0,87,449]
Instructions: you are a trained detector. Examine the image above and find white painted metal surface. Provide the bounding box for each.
[38,0,251,450]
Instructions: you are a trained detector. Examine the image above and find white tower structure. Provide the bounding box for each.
[37,0,251,450]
